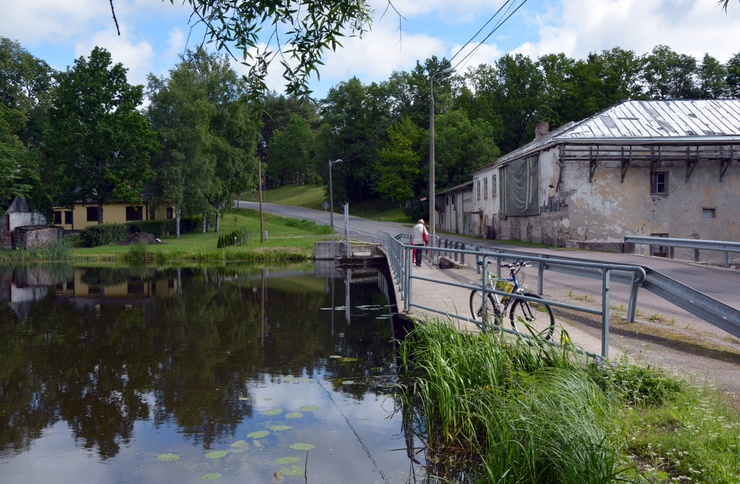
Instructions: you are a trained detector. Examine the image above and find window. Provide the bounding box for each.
[54,211,62,224]
[702,208,716,219]
[166,207,174,219]
[86,206,98,222]
[126,206,143,221]
[651,171,668,195]
[492,174,497,198]
[476,180,481,201]
[65,211,73,225]
[483,177,489,199]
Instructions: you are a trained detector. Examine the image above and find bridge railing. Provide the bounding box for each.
[379,231,647,358]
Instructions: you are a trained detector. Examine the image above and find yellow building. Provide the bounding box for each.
[52,202,173,231]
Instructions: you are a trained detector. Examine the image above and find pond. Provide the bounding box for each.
[0,262,420,483]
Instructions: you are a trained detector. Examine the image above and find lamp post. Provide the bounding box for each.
[429,67,455,241]
[328,158,342,229]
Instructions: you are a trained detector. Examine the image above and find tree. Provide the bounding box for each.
[267,114,315,185]
[318,77,380,203]
[641,45,698,99]
[147,49,257,236]
[434,110,499,189]
[0,37,54,210]
[697,54,729,98]
[46,47,157,223]
[492,54,546,153]
[727,52,740,97]
[374,116,423,203]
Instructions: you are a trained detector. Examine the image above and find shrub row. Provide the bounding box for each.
[79,216,202,247]
[216,229,250,248]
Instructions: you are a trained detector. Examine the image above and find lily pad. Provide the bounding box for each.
[329,355,342,359]
[285,412,303,419]
[275,456,301,465]
[157,453,180,462]
[230,440,249,452]
[205,450,228,459]
[260,408,283,416]
[341,380,355,385]
[281,466,305,477]
[200,473,221,480]
[339,357,359,363]
[290,443,315,451]
[247,430,270,439]
[268,425,292,431]
[299,405,320,412]
[238,397,249,401]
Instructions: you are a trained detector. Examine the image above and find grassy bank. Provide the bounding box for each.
[0,209,338,264]
[257,184,411,223]
[397,321,740,483]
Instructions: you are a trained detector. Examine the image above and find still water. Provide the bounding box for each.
[0,263,418,483]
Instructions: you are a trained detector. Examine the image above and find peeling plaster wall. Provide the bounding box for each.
[492,145,739,264]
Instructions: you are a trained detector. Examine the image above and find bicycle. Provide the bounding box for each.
[469,259,555,340]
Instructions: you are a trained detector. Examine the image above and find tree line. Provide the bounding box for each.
[3,35,740,229]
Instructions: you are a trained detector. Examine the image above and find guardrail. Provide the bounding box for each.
[625,236,740,268]
[379,231,647,358]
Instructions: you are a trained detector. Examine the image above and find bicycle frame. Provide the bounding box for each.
[479,263,526,321]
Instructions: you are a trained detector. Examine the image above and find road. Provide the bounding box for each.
[237,201,740,401]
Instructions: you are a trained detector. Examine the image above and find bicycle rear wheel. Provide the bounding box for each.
[509,293,555,340]
[470,290,499,329]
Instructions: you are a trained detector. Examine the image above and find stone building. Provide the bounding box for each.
[472,100,740,263]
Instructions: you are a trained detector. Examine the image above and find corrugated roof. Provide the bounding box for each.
[560,99,740,140]
[496,100,740,165]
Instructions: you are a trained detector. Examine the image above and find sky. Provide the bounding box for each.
[1,0,739,99]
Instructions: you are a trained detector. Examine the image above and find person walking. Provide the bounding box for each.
[411,219,429,267]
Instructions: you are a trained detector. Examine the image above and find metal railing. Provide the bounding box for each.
[625,236,740,268]
[379,231,647,358]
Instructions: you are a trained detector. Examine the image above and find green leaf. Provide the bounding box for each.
[205,450,228,459]
[157,453,180,462]
[290,443,315,451]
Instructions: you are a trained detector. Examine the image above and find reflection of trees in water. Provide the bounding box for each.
[0,266,396,459]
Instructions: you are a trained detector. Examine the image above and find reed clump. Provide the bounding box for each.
[396,321,739,483]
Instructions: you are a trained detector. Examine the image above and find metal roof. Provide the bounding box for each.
[561,99,740,140]
[496,99,740,165]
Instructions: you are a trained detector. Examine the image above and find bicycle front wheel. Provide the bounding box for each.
[470,290,499,329]
[509,293,555,340]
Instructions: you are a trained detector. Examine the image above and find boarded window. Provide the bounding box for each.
[501,155,539,217]
[483,177,488,199]
[476,180,481,200]
[492,174,497,198]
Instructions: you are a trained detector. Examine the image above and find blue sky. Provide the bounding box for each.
[1,0,739,99]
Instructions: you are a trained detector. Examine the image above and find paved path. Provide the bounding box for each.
[393,255,623,358]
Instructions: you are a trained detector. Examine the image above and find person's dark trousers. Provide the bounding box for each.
[414,245,424,266]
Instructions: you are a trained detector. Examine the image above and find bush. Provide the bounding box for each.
[180,216,201,234]
[128,220,173,238]
[79,224,128,247]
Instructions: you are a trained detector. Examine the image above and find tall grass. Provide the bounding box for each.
[397,321,739,483]
[0,238,72,262]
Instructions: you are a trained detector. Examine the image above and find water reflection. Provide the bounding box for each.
[0,263,414,482]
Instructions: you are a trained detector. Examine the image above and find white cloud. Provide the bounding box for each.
[514,0,740,62]
[0,0,107,45]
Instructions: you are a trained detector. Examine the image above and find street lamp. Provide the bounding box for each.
[328,158,343,229]
[429,66,455,242]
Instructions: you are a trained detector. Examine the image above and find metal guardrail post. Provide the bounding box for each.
[602,268,611,358]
